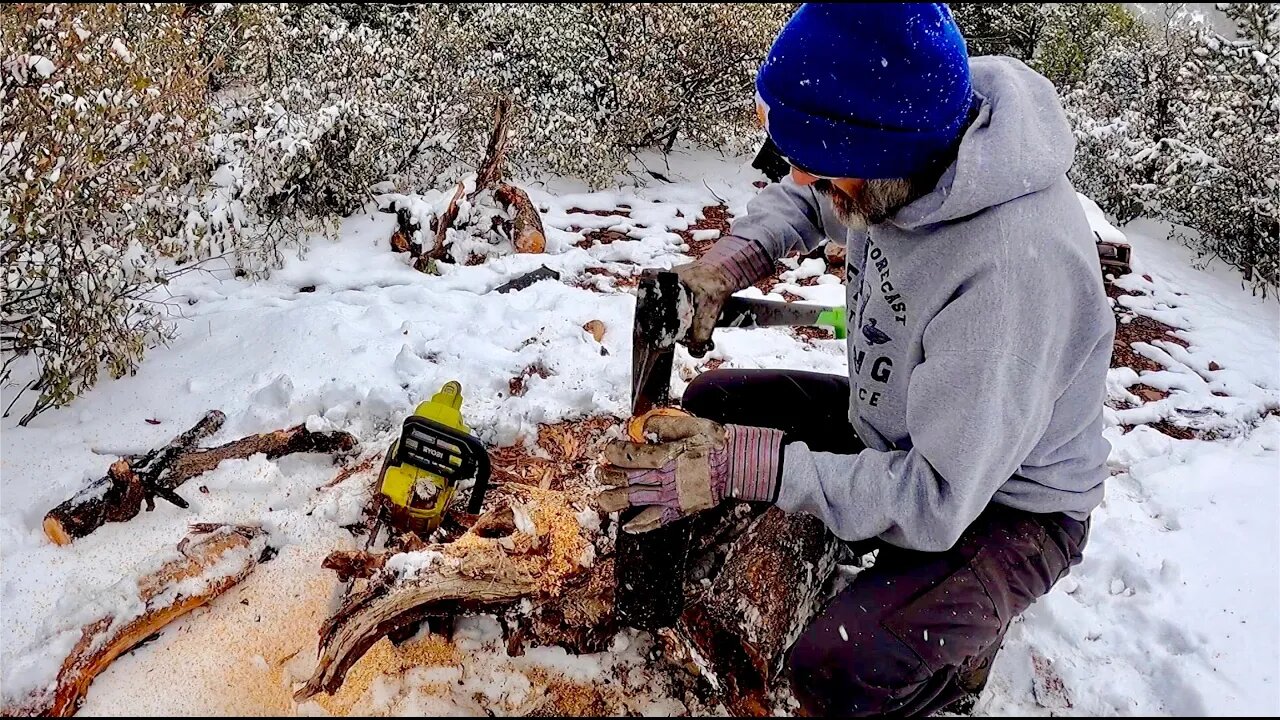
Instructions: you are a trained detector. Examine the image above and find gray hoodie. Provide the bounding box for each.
[727,57,1115,551]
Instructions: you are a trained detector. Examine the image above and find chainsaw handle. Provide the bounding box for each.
[396,416,492,515]
[466,438,491,515]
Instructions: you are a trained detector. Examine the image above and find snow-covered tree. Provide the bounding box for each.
[2,4,210,423]
[952,3,1143,87]
[1156,2,1279,293]
[171,4,485,275]
[1063,4,1201,223]
[461,4,791,185]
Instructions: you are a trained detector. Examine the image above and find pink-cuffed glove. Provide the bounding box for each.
[596,415,784,533]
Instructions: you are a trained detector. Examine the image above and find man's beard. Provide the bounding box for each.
[814,177,915,228]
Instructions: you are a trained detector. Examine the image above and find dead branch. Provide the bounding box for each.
[44,421,357,546]
[2,524,269,717]
[471,97,512,200]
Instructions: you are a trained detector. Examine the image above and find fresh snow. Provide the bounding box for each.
[2,150,1277,715]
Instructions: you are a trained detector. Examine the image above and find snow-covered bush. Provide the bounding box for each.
[2,4,209,423]
[1158,3,1279,293]
[952,3,1143,87]
[460,3,792,185]
[1063,5,1200,224]
[172,4,484,275]
[1063,3,1278,295]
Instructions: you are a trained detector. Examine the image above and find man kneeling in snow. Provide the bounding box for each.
[598,3,1115,716]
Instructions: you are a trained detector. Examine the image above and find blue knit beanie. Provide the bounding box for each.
[756,3,974,180]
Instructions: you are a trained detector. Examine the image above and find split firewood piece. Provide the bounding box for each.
[298,484,597,701]
[495,183,547,254]
[44,422,358,546]
[679,507,844,716]
[2,524,270,717]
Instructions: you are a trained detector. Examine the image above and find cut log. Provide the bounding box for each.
[1,524,269,717]
[42,411,225,545]
[678,507,844,715]
[496,183,546,254]
[44,423,358,546]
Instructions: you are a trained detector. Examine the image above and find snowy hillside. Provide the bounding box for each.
[2,151,1278,716]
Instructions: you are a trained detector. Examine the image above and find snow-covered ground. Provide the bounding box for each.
[2,150,1277,716]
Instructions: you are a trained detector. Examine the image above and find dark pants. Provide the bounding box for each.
[683,369,1089,717]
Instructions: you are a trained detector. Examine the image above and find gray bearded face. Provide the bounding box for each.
[814,177,915,228]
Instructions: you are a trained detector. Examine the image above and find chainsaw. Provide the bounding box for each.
[376,380,491,537]
[616,267,846,630]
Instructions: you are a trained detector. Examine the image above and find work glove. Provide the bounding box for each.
[596,415,784,533]
[674,235,774,357]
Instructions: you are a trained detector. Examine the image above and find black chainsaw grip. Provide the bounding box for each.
[467,440,491,515]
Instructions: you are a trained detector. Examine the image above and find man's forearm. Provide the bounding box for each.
[700,235,776,290]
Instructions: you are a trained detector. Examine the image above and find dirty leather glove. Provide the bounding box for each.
[674,236,774,358]
[596,415,784,532]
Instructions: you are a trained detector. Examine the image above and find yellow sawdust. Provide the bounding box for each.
[523,668,608,716]
[313,634,458,716]
[440,483,590,599]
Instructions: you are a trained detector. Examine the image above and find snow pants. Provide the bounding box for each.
[682,369,1090,717]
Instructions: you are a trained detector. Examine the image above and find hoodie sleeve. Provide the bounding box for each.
[725,176,844,260]
[775,278,1062,551]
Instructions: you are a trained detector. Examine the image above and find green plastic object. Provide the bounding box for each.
[817,306,847,339]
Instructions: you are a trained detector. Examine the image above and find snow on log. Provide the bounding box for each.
[44,420,358,546]
[1,524,270,717]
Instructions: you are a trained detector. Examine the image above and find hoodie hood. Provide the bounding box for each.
[894,56,1076,230]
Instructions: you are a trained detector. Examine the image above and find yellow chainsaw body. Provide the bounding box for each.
[379,381,470,535]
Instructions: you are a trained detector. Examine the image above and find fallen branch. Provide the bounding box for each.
[44,420,358,546]
[2,524,270,717]
[426,181,466,266]
[298,484,599,701]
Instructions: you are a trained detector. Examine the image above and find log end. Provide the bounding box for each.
[514,230,546,254]
[44,516,72,546]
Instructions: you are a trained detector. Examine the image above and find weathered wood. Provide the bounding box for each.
[44,422,357,546]
[471,97,512,200]
[299,484,598,701]
[2,524,269,717]
[43,411,225,545]
[678,507,843,715]
[426,181,466,266]
[496,183,547,254]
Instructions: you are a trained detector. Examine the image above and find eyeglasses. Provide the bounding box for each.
[784,159,842,181]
